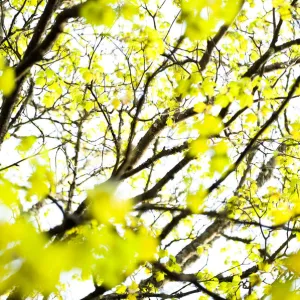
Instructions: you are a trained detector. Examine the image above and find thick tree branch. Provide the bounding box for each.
[0,4,82,146]
[133,156,193,203]
[16,4,81,78]
[23,0,60,57]
[208,76,300,195]
[264,58,300,73]
[121,142,188,179]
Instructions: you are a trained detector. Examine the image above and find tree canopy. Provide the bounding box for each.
[0,0,300,299]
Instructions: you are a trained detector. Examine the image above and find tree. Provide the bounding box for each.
[0,0,300,299]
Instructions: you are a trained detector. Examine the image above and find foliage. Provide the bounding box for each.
[0,0,299,299]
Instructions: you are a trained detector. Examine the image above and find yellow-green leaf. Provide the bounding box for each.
[0,67,15,96]
[88,183,132,225]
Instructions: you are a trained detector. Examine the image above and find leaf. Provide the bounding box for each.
[210,155,230,173]
[130,227,157,262]
[232,275,241,284]
[189,138,209,156]
[128,281,139,293]
[271,281,298,300]
[121,3,139,20]
[36,76,46,87]
[116,284,127,294]
[27,162,54,202]
[42,93,55,108]
[0,55,4,69]
[197,246,204,255]
[193,115,224,136]
[144,27,165,59]
[245,293,259,300]
[194,102,206,113]
[186,187,207,213]
[0,67,15,96]
[112,98,121,109]
[154,271,165,282]
[239,93,253,108]
[17,136,37,153]
[48,81,63,96]
[0,177,19,206]
[262,87,274,99]
[249,274,261,286]
[270,202,293,225]
[45,69,55,78]
[215,94,232,107]
[166,117,173,127]
[80,0,116,26]
[201,79,215,97]
[291,122,300,140]
[83,70,94,82]
[213,141,228,155]
[88,182,132,225]
[228,81,241,97]
[84,100,94,112]
[246,113,258,124]
[0,219,75,294]
[181,0,242,40]
[273,0,292,20]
